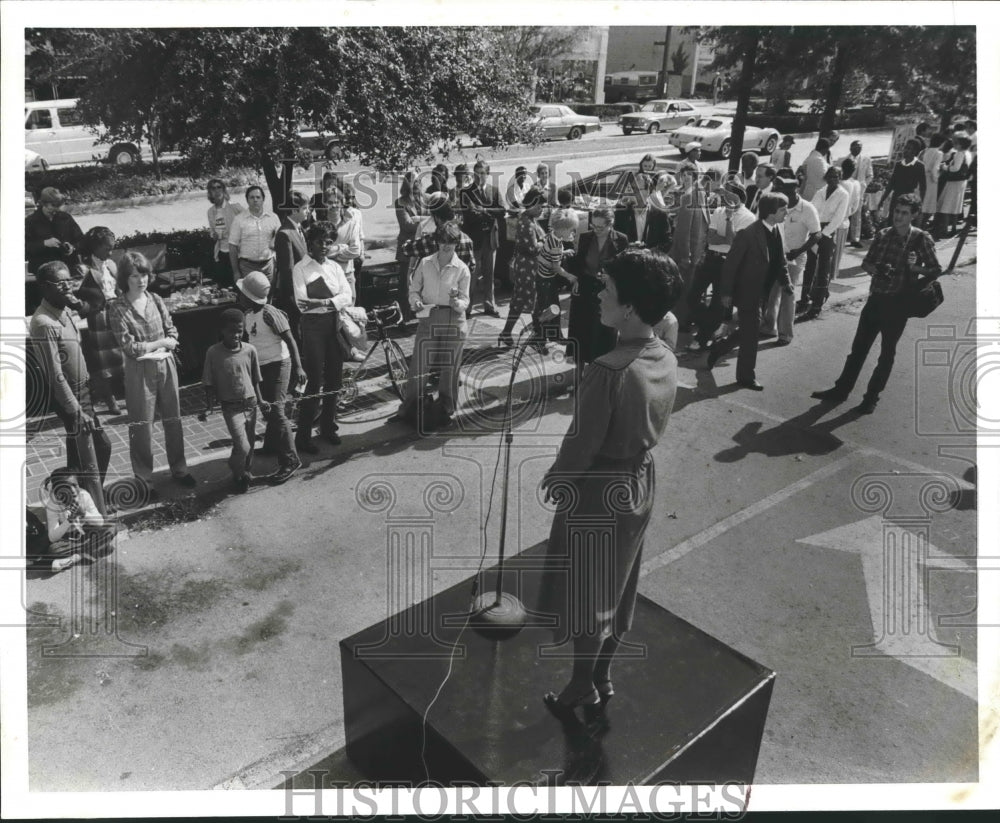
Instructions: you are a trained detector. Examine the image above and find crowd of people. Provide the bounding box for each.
[25,117,974,574]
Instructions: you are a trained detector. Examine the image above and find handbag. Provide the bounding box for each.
[904,278,944,318]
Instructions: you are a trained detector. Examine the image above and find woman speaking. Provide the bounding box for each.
[538,247,681,725]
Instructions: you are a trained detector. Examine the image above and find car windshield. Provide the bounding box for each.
[641,102,669,113]
[693,118,724,129]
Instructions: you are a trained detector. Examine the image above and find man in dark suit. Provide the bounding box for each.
[708,192,793,390]
[458,161,505,317]
[274,189,310,341]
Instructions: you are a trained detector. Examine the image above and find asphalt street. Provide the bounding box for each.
[19,220,979,792]
[73,127,897,248]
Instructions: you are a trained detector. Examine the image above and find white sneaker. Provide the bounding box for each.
[51,553,82,573]
[348,348,366,363]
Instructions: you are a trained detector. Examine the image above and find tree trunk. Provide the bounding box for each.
[819,41,848,135]
[728,28,759,175]
[147,118,162,180]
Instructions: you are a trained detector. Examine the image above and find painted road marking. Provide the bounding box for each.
[639,454,857,577]
[798,516,976,701]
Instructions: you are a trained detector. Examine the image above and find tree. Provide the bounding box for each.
[64,28,538,208]
[670,45,690,77]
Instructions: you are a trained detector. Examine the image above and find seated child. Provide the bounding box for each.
[41,467,116,572]
[202,308,269,494]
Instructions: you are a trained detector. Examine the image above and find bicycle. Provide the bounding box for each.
[337,302,409,418]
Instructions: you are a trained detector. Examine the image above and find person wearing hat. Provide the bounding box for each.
[770,135,795,171]
[274,189,311,340]
[683,141,704,172]
[236,271,305,484]
[760,174,820,345]
[26,187,84,275]
[685,180,755,352]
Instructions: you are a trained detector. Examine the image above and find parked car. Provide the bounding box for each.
[25,149,48,173]
[557,160,683,208]
[618,99,706,135]
[297,129,344,161]
[479,103,601,145]
[25,98,146,166]
[668,116,781,159]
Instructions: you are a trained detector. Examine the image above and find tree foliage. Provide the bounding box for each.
[44,27,540,206]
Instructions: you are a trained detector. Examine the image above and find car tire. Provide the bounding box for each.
[567,126,583,140]
[622,127,633,136]
[719,139,732,159]
[762,135,778,155]
[109,144,139,166]
[648,123,660,134]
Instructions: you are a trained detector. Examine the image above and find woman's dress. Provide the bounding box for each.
[539,336,678,641]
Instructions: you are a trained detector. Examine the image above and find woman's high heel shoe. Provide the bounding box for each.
[595,679,615,707]
[543,688,603,725]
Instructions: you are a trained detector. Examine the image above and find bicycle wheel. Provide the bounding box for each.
[338,341,379,411]
[384,339,409,402]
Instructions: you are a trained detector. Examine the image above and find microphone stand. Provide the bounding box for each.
[470,324,539,639]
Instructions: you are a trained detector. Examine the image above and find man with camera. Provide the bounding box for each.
[25,187,84,275]
[811,193,941,415]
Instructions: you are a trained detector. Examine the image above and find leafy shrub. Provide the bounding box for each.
[25,159,263,205]
[115,228,215,270]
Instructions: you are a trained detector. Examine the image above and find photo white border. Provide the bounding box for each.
[2,1,997,817]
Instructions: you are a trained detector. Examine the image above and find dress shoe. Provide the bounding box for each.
[233,474,251,494]
[795,307,821,323]
[811,387,848,402]
[295,438,319,455]
[706,342,721,369]
[106,398,122,415]
[543,688,604,725]
[595,679,615,708]
[737,379,764,391]
[759,329,777,339]
[323,431,342,446]
[850,241,864,249]
[482,304,501,318]
[853,397,878,415]
[775,338,792,347]
[173,473,197,488]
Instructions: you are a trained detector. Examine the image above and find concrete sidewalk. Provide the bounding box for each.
[24,227,975,524]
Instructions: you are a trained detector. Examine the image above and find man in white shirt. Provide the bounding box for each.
[292,222,354,452]
[686,181,756,351]
[799,166,850,320]
[800,138,830,202]
[839,157,864,248]
[761,174,821,344]
[229,185,281,283]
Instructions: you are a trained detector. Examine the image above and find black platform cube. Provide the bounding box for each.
[341,553,775,786]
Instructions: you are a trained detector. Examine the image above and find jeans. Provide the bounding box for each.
[298,312,343,439]
[762,257,804,341]
[53,383,112,515]
[122,355,187,483]
[221,398,257,480]
[259,358,297,467]
[833,294,909,401]
[400,307,467,417]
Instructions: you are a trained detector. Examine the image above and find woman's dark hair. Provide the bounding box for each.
[434,221,463,245]
[116,251,153,293]
[306,221,339,245]
[638,153,656,172]
[522,188,545,209]
[941,138,954,153]
[44,466,79,507]
[603,248,681,326]
[80,226,116,259]
[904,138,923,154]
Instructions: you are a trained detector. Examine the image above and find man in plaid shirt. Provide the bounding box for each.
[811,193,941,414]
